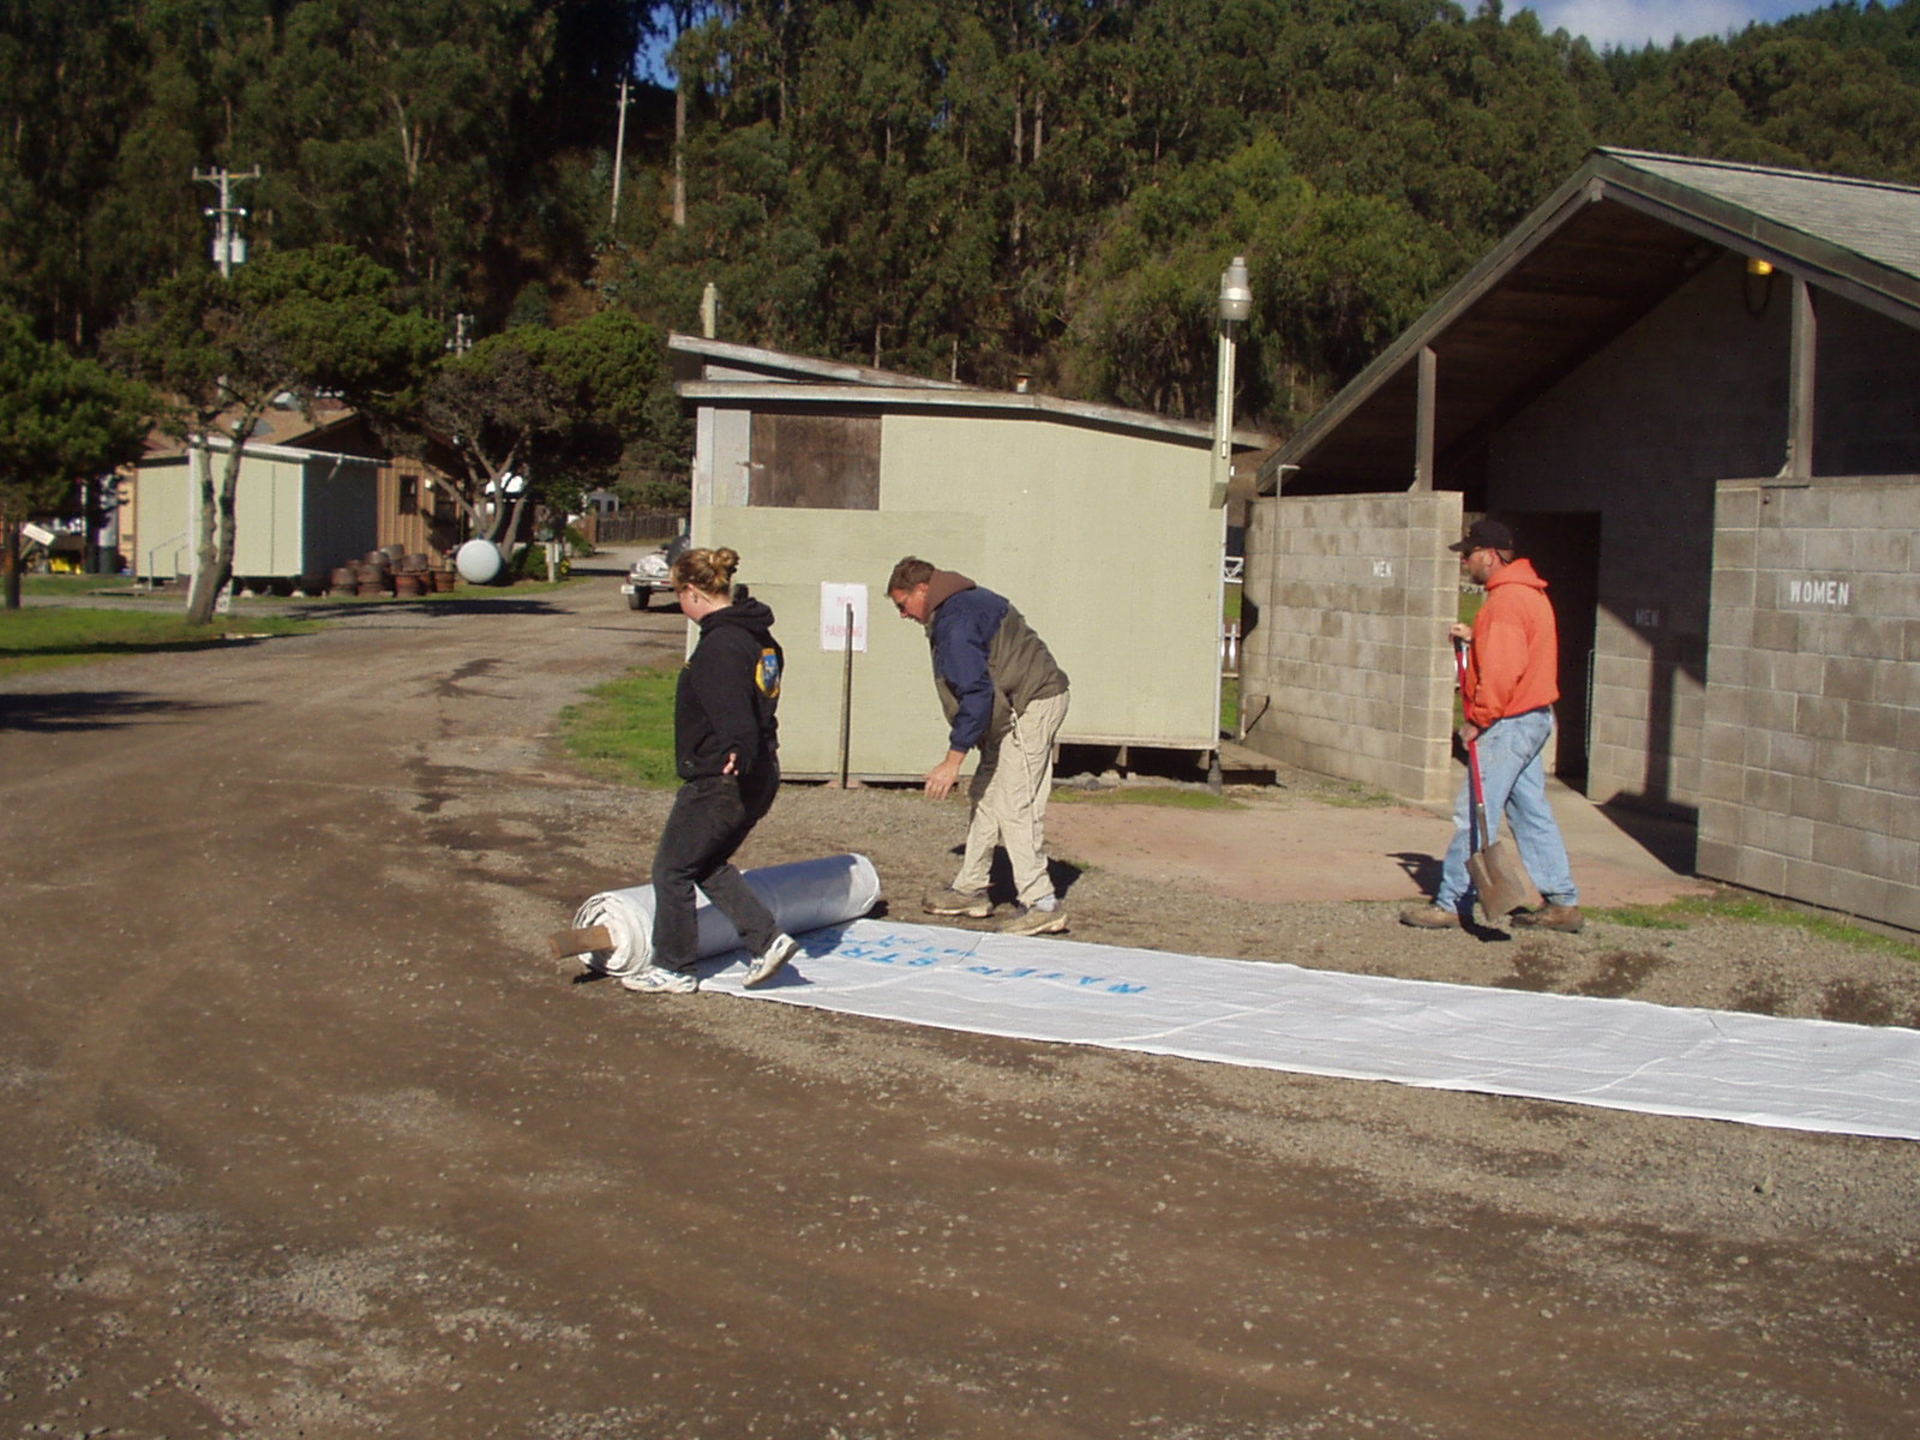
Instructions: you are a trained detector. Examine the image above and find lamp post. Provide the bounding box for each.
[1209,256,1252,782]
[1211,255,1251,508]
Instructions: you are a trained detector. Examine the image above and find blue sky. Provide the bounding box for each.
[1516,2,1827,49]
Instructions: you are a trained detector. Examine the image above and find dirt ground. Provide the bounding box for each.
[3,549,1917,1439]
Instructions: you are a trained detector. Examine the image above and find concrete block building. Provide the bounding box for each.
[1247,149,1920,932]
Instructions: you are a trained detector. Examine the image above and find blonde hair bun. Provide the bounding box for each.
[670,546,743,599]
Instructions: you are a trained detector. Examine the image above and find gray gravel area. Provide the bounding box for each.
[2,553,1916,1438]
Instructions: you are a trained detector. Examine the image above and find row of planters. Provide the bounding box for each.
[327,547,457,598]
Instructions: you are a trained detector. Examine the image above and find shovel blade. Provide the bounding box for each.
[1469,835,1542,922]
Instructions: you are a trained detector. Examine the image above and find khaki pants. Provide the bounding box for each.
[952,689,1069,907]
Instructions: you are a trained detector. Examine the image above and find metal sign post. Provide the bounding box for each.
[820,583,870,788]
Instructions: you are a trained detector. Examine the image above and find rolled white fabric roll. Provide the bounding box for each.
[571,853,882,976]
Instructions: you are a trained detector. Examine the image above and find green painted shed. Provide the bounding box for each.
[672,335,1267,782]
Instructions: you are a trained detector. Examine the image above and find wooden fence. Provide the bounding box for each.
[582,509,685,546]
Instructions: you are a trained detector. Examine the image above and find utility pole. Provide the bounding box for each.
[610,73,630,231]
[673,84,687,229]
[194,165,261,278]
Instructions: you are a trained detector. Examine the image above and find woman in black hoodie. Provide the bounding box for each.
[627,546,796,994]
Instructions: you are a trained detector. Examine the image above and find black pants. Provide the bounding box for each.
[649,766,780,969]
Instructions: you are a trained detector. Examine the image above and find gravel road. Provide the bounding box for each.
[2,552,1916,1439]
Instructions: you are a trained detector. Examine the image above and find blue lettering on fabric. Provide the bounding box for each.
[842,931,1148,995]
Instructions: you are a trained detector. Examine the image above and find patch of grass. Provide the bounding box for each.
[19,573,145,598]
[0,606,317,677]
[1587,910,1688,931]
[1315,781,1397,808]
[1591,892,1920,963]
[558,664,681,787]
[423,573,588,601]
[1220,674,1238,737]
[1053,785,1244,811]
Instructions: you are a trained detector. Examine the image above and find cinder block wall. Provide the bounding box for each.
[1490,254,1785,814]
[1491,256,1920,815]
[1699,476,1920,933]
[1240,491,1462,803]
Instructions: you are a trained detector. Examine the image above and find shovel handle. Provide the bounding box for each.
[1456,637,1487,851]
[1465,736,1489,854]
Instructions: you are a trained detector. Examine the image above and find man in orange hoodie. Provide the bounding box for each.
[1402,518,1582,932]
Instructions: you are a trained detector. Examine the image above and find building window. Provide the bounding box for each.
[750,411,881,509]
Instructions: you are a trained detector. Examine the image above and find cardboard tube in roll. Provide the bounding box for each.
[569,853,882,976]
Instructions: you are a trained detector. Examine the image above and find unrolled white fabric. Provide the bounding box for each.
[689,918,1920,1141]
[571,853,882,976]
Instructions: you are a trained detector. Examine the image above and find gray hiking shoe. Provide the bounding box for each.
[923,886,993,918]
[745,933,799,988]
[1399,904,1462,930]
[620,963,700,994]
[999,903,1069,936]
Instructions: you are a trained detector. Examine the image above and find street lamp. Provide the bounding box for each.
[1211,255,1252,508]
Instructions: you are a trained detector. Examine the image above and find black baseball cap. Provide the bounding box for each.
[1449,518,1514,553]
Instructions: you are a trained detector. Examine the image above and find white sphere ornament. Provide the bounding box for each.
[455,539,504,584]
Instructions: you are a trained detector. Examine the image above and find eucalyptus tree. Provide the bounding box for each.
[0,0,152,345]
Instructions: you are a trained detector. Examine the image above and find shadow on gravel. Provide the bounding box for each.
[0,690,244,733]
[294,598,564,619]
[1390,850,1443,893]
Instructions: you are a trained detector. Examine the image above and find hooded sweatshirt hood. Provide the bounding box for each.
[922,569,975,613]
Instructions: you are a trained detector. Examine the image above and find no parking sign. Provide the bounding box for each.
[820,582,868,651]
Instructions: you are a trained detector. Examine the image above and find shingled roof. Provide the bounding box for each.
[1269,148,1920,492]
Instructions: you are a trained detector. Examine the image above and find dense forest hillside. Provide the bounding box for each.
[6,0,1920,443]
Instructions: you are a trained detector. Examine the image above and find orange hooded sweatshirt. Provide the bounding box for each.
[1463,557,1560,727]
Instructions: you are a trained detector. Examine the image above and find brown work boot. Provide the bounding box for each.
[999,902,1069,936]
[1398,904,1461,930]
[1511,903,1584,934]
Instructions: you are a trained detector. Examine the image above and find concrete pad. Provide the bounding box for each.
[1048,782,1714,909]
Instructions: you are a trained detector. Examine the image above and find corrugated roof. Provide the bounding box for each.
[674,337,1273,449]
[667,333,975,390]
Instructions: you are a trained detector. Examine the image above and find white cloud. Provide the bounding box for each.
[1517,2,1802,50]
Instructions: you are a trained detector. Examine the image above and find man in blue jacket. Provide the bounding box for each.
[887,556,1071,935]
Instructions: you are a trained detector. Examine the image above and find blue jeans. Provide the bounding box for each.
[1435,708,1578,912]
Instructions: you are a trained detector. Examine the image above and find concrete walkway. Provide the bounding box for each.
[1047,779,1711,909]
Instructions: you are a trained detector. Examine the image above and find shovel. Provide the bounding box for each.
[1465,734,1543,923]
[1455,639,1542,924]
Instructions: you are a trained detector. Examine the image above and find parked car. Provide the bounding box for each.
[623,534,688,610]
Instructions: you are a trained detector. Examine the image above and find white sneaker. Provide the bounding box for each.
[745,933,799,988]
[620,964,699,994]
